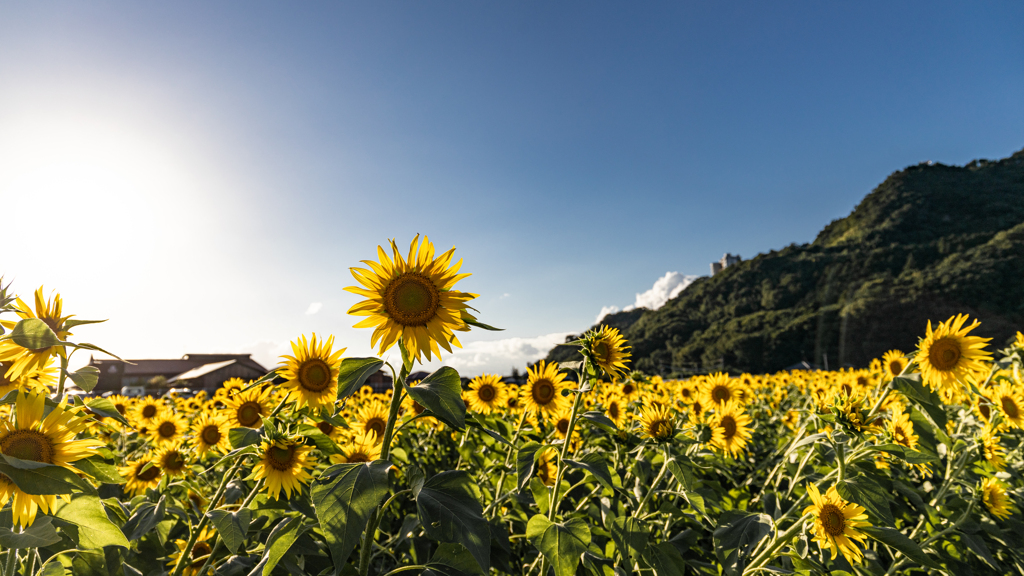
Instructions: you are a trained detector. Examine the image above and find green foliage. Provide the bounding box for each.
[548,148,1024,374]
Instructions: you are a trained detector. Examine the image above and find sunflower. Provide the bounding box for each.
[466,374,507,414]
[709,402,753,458]
[309,416,346,442]
[881,350,907,381]
[584,326,631,379]
[222,385,275,429]
[638,404,675,441]
[782,410,800,431]
[106,394,131,418]
[168,526,217,576]
[889,404,918,449]
[150,410,188,446]
[804,483,871,565]
[0,287,73,381]
[0,391,103,527]
[330,431,383,464]
[991,381,1024,428]
[154,441,191,478]
[345,235,479,363]
[353,399,389,443]
[253,437,315,500]
[191,413,231,456]
[982,428,1007,471]
[700,373,742,407]
[916,314,992,398]
[982,477,1014,520]
[135,397,164,425]
[505,384,522,412]
[601,392,627,428]
[277,333,346,409]
[0,359,57,399]
[121,457,162,497]
[535,449,558,487]
[522,361,570,418]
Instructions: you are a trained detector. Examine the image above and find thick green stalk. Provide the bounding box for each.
[546,365,588,521]
[2,548,14,576]
[635,445,671,512]
[486,411,529,518]
[169,454,250,576]
[744,514,810,573]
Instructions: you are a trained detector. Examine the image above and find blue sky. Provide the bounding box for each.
[2,2,1023,375]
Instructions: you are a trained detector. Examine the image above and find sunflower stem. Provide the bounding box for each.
[485,411,529,519]
[835,442,846,483]
[55,353,69,402]
[3,547,14,576]
[195,477,265,576]
[169,453,250,576]
[358,356,408,576]
[744,514,810,573]
[636,445,671,512]
[547,358,589,521]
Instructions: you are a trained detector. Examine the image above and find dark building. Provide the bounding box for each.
[89,354,268,395]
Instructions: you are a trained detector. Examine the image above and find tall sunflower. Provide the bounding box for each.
[982,477,1014,520]
[345,235,478,363]
[881,350,907,381]
[982,428,1007,471]
[522,361,570,418]
[601,392,627,428]
[889,404,918,449]
[154,441,192,478]
[709,402,753,458]
[466,374,507,414]
[0,391,103,527]
[0,287,73,381]
[584,326,631,379]
[134,397,164,426]
[253,437,315,500]
[353,399,389,442]
[149,410,188,446]
[277,333,345,409]
[0,359,56,398]
[222,385,275,429]
[191,413,231,456]
[803,483,871,565]
[916,314,992,398]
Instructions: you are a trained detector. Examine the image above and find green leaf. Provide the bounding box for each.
[713,511,772,576]
[413,470,490,571]
[311,460,392,575]
[241,369,280,392]
[423,542,486,576]
[529,477,549,515]
[72,456,125,484]
[258,515,304,576]
[84,397,131,427]
[465,415,513,447]
[299,425,342,455]
[564,454,613,491]
[0,514,62,548]
[228,427,262,449]
[861,526,940,569]
[642,542,688,576]
[8,318,60,350]
[836,476,894,525]
[51,494,130,549]
[610,516,648,564]
[580,411,618,433]
[526,515,591,576]
[516,442,543,491]
[208,508,251,553]
[336,357,385,401]
[405,367,466,431]
[0,453,91,495]
[869,443,939,464]
[37,561,65,576]
[463,318,503,331]
[63,318,107,330]
[121,497,166,542]
[892,375,948,431]
[67,365,100,392]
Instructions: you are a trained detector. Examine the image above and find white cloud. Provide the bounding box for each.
[305,302,323,315]
[425,332,572,376]
[599,271,700,322]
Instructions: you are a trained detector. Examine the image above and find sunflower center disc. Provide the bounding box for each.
[238,402,262,427]
[2,430,53,463]
[609,403,620,420]
[367,418,386,438]
[142,405,158,419]
[623,383,635,395]
[137,463,160,481]
[820,504,846,536]
[0,362,13,387]
[202,426,222,445]
[348,450,371,463]
[164,451,186,471]
[930,338,962,371]
[317,422,334,435]
[384,274,440,326]
[478,385,496,402]
[533,380,555,404]
[889,361,903,375]
[1002,396,1020,419]
[158,422,177,438]
[712,386,730,403]
[593,341,610,363]
[721,416,737,439]
[299,359,332,392]
[557,418,570,435]
[268,446,295,470]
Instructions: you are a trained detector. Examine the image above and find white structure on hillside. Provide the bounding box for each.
[710,253,742,276]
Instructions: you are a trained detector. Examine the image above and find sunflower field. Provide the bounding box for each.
[2,237,1024,576]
